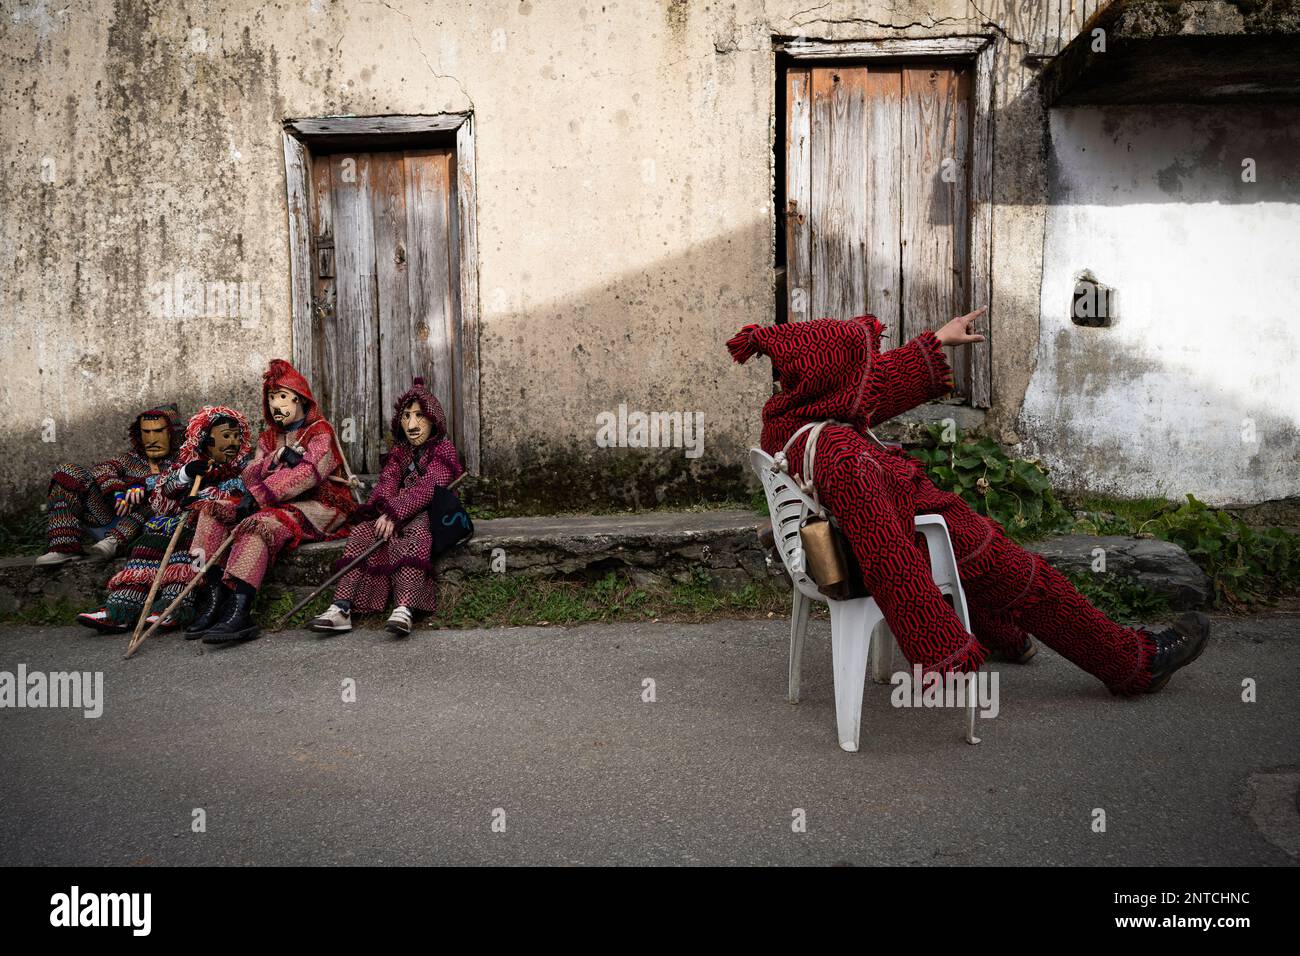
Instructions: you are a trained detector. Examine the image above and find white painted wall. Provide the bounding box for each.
[1019,105,1300,505]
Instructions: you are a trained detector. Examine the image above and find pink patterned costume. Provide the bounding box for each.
[333,379,464,614]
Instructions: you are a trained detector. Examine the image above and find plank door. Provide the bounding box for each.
[785,62,987,404]
[308,147,461,472]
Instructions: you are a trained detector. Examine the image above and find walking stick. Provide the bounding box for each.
[274,471,467,630]
[124,530,236,659]
[331,434,366,504]
[123,473,203,654]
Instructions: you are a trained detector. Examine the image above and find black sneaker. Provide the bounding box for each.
[1146,611,1210,693]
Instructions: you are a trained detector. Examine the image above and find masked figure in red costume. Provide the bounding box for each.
[728,308,1210,696]
[186,360,354,645]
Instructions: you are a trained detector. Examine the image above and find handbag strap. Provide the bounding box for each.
[773,419,852,516]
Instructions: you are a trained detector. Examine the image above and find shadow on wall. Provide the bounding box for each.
[2,216,1007,517]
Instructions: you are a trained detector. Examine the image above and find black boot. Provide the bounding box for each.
[201,581,260,645]
[186,574,228,639]
[1146,611,1211,693]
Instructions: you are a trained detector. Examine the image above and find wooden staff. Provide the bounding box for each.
[331,435,366,504]
[124,529,236,659]
[123,473,203,654]
[274,470,467,630]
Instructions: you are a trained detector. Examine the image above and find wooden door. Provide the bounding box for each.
[785,62,987,404]
[307,147,461,472]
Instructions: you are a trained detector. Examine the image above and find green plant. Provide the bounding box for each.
[1154,496,1300,609]
[1072,494,1300,609]
[908,424,1073,542]
[1066,572,1171,624]
[0,510,48,557]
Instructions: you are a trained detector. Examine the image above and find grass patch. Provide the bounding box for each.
[255,586,336,630]
[1,598,85,626]
[431,568,788,630]
[0,511,47,557]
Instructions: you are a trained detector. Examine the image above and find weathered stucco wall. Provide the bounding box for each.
[1021,104,1300,505]
[0,1,1075,514]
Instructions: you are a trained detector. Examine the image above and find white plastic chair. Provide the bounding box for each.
[750,448,981,751]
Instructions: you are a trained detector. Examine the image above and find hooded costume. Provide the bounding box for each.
[186,360,352,643]
[40,404,183,560]
[77,407,254,631]
[328,378,464,616]
[729,315,1157,695]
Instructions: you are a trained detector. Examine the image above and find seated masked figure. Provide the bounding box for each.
[310,377,464,637]
[76,407,254,633]
[186,360,354,645]
[36,404,182,566]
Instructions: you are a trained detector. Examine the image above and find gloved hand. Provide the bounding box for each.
[279,446,304,468]
[233,496,258,522]
[184,459,211,479]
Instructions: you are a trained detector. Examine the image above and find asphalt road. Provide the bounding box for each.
[1,613,1297,866]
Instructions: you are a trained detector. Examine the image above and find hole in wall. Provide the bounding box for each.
[1072,270,1116,327]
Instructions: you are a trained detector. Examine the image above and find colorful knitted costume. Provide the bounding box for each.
[44,404,183,554]
[98,407,254,626]
[190,360,353,591]
[729,316,1156,695]
[332,378,464,614]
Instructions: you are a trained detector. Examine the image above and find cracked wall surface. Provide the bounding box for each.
[1,1,1092,512]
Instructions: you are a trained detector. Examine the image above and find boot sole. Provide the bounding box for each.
[202,628,260,645]
[309,622,352,633]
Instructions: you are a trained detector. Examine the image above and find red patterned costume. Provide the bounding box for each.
[729,316,1158,695]
[187,360,353,643]
[331,378,464,614]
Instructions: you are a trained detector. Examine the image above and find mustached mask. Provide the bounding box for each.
[203,416,244,465]
[401,401,434,447]
[267,388,305,427]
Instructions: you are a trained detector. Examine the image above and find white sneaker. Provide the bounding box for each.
[309,604,352,633]
[76,609,129,633]
[35,551,78,567]
[88,537,119,562]
[385,605,412,636]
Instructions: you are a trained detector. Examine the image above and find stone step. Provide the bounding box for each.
[0,510,1211,617]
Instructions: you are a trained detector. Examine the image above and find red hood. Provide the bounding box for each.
[261,358,322,430]
[728,315,887,454]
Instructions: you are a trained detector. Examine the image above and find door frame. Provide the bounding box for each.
[280,112,482,471]
[778,35,996,407]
